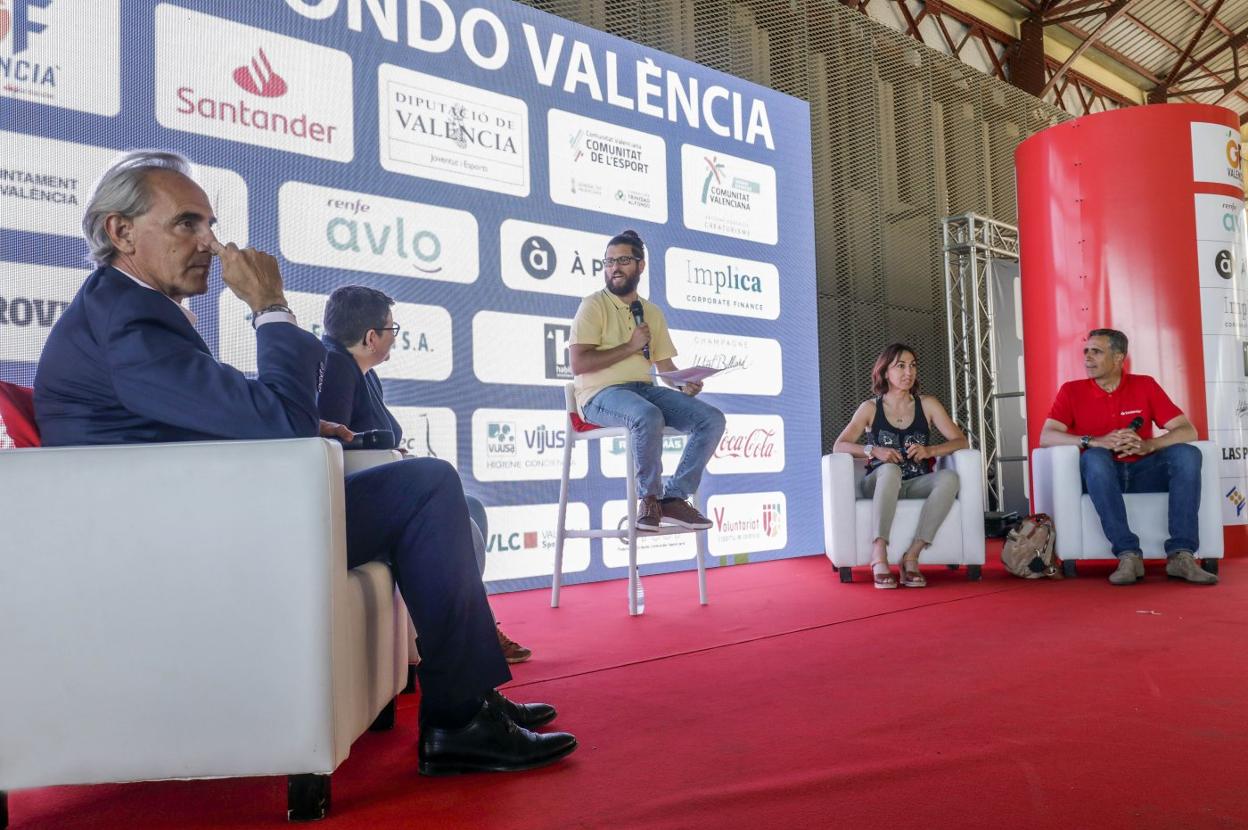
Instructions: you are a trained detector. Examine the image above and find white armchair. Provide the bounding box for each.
[822,449,986,582]
[1031,441,1223,577]
[0,438,408,824]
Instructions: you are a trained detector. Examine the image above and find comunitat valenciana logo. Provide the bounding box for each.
[699,154,759,208]
[1227,139,1242,172]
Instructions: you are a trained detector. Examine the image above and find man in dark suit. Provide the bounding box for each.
[35,150,576,774]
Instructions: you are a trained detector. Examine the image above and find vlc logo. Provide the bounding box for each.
[233,48,287,98]
[0,0,52,54]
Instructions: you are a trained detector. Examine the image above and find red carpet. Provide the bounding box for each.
[10,549,1248,829]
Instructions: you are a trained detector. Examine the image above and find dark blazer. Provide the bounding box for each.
[317,336,402,449]
[35,266,324,446]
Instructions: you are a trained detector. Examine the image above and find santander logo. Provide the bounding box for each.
[233,48,286,98]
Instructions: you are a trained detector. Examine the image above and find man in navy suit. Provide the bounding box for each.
[35,150,576,775]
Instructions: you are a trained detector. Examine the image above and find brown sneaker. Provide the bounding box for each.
[497,625,532,663]
[659,497,712,529]
[1165,551,1219,585]
[636,496,663,532]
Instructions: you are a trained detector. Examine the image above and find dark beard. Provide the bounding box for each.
[606,273,640,296]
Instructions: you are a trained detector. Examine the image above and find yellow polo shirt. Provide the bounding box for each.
[571,289,676,414]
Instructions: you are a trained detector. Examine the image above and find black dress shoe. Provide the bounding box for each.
[418,697,577,776]
[488,689,557,729]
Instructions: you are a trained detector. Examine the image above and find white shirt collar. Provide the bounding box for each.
[112,266,198,326]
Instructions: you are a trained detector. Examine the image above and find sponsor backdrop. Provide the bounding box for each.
[0,0,819,591]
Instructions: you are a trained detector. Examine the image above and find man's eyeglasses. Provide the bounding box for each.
[602,255,641,267]
[374,324,401,336]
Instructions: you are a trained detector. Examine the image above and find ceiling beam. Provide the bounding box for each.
[1164,0,1226,87]
[1044,2,1124,27]
[1039,0,1137,97]
[1174,22,1248,84]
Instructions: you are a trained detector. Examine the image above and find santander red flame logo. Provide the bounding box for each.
[232,48,287,98]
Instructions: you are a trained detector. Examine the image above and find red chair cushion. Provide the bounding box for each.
[0,381,40,448]
[568,412,602,433]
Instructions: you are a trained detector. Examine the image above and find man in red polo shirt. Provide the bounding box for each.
[1039,328,1216,585]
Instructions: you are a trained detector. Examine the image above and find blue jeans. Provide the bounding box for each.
[582,382,726,500]
[1079,444,1202,557]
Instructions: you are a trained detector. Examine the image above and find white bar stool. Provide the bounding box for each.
[551,383,708,615]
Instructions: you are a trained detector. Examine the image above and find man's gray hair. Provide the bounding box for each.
[82,150,194,265]
[1088,328,1128,355]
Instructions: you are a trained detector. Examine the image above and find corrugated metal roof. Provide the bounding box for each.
[1032,0,1248,119]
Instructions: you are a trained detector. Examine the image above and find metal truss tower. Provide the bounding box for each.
[943,213,1021,512]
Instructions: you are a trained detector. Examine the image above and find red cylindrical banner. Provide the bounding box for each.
[1016,103,1245,534]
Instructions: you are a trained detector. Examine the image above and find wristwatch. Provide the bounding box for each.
[1079,435,1091,450]
[863,443,875,459]
[251,303,293,329]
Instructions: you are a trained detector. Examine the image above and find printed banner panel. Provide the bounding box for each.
[3,0,819,593]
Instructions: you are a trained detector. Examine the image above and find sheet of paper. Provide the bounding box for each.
[654,365,723,385]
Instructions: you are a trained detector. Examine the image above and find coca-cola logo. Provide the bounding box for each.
[714,427,776,459]
[233,48,287,98]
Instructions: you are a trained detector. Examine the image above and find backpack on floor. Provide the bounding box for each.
[1001,514,1062,579]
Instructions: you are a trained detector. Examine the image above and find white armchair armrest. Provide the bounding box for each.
[950,449,985,564]
[0,438,396,789]
[822,452,858,567]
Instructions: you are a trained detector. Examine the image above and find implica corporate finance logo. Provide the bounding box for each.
[1,0,120,115]
[156,6,354,162]
[279,182,478,285]
[664,247,780,320]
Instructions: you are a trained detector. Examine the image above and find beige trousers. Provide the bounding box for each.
[860,465,960,549]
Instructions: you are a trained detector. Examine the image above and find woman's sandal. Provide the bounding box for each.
[899,558,927,588]
[872,560,898,590]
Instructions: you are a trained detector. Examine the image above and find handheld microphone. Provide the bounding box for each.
[1128,416,1144,431]
[629,300,650,360]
